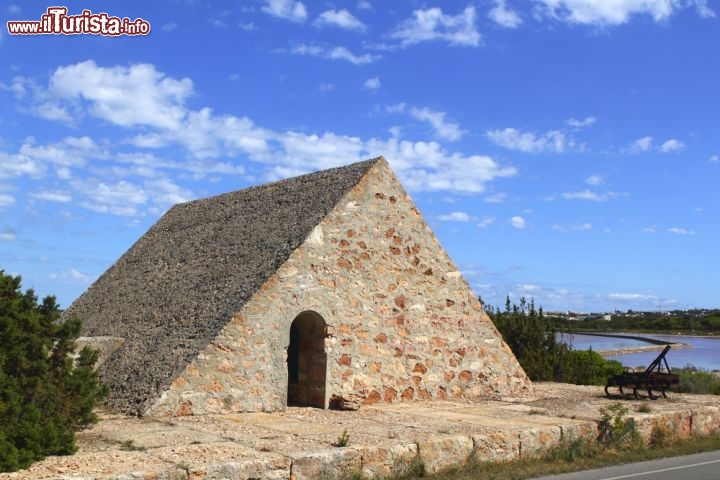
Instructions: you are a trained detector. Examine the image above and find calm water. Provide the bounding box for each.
[560,333,720,371]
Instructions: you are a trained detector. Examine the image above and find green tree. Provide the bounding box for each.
[0,270,108,472]
[488,297,623,385]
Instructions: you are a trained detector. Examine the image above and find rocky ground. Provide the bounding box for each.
[2,383,718,480]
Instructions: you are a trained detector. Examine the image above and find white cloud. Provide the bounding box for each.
[553,222,592,231]
[385,103,407,114]
[30,190,72,202]
[357,1,372,10]
[45,61,194,130]
[486,127,567,153]
[438,211,472,222]
[535,0,703,26]
[162,22,178,32]
[710,155,719,163]
[488,0,523,28]
[477,216,495,228]
[561,190,609,201]
[694,0,716,18]
[364,77,381,90]
[509,216,526,229]
[0,194,16,206]
[48,268,93,283]
[586,174,604,185]
[262,0,307,22]
[0,151,44,179]
[371,138,518,194]
[629,136,653,152]
[390,6,481,47]
[13,60,520,212]
[659,138,686,153]
[484,193,507,203]
[316,82,335,93]
[76,180,149,217]
[608,292,657,301]
[668,227,695,235]
[566,116,596,128]
[290,44,380,65]
[0,227,15,241]
[314,9,367,32]
[642,226,656,233]
[409,107,464,141]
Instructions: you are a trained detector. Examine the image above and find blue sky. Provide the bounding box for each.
[1,1,718,313]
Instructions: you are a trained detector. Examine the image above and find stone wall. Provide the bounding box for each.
[147,160,531,416]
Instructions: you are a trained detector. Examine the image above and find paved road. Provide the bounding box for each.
[534,450,720,480]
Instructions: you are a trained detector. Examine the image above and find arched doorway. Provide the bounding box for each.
[287,311,328,408]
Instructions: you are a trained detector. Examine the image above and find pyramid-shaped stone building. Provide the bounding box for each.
[67,157,531,416]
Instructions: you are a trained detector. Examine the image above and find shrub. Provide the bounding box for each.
[0,270,108,472]
[674,366,720,395]
[597,402,640,448]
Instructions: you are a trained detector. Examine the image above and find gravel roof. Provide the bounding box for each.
[65,158,381,415]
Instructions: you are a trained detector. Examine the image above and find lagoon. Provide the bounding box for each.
[560,333,720,371]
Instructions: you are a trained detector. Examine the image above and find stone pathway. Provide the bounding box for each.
[3,384,718,480]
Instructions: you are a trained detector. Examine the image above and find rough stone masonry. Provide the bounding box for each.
[66,157,531,416]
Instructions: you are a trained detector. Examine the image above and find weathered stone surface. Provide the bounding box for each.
[8,384,720,480]
[66,158,530,417]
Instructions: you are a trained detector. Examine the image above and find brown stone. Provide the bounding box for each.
[339,354,352,366]
[171,376,188,388]
[423,268,433,276]
[374,333,387,343]
[413,363,427,374]
[357,240,367,249]
[364,390,381,405]
[389,195,397,203]
[369,361,381,373]
[430,337,448,348]
[347,229,356,238]
[446,299,455,307]
[375,192,386,200]
[341,338,353,347]
[455,347,466,357]
[412,376,422,385]
[459,370,473,382]
[394,295,407,308]
[418,388,432,399]
[337,258,352,269]
[389,246,401,255]
[384,387,397,401]
[385,227,394,238]
[444,371,456,382]
[401,387,415,400]
[176,400,193,416]
[339,239,350,247]
[203,381,224,393]
[437,386,447,399]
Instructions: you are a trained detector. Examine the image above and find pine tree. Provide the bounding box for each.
[0,270,108,472]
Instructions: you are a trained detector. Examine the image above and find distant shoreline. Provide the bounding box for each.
[600,343,690,357]
[563,332,691,356]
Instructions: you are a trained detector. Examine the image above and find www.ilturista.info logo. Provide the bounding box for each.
[7,7,150,36]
